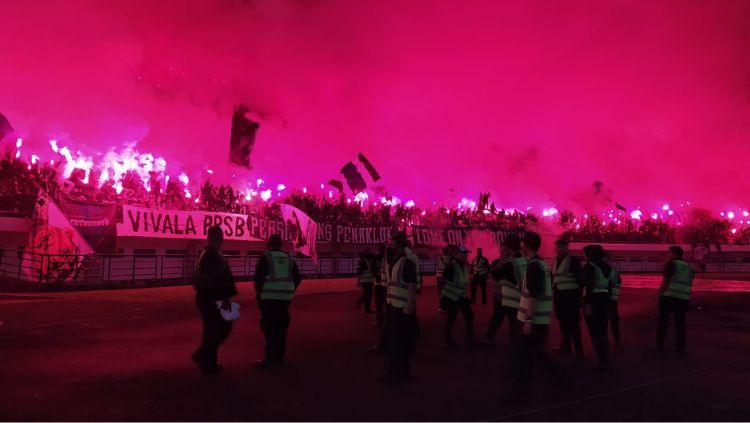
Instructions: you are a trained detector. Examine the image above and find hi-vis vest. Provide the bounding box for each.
[662,259,694,301]
[387,257,413,309]
[442,262,468,301]
[405,247,422,291]
[498,257,528,309]
[260,251,296,301]
[553,255,579,291]
[517,257,553,325]
[610,266,621,301]
[359,259,373,285]
[473,256,490,276]
[379,254,390,287]
[589,263,611,295]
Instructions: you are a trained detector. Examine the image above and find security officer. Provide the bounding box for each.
[403,239,422,339]
[253,233,302,369]
[470,248,491,305]
[551,239,584,357]
[436,245,454,313]
[191,225,238,374]
[373,243,388,327]
[486,235,527,344]
[607,253,622,348]
[505,231,563,400]
[355,249,375,314]
[379,231,418,385]
[581,244,611,370]
[657,246,694,354]
[442,245,475,347]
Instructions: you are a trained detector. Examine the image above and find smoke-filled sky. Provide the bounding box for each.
[2,0,750,210]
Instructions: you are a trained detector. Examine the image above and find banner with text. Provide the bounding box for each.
[117,205,395,245]
[410,225,525,249]
[58,193,117,253]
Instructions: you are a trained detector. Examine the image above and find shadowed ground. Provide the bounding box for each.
[0,276,749,421]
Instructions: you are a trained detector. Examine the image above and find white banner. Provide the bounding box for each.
[118,205,284,242]
[279,204,318,264]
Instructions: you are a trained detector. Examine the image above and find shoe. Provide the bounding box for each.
[190,351,203,365]
[371,321,381,326]
[254,360,277,370]
[552,347,572,355]
[368,346,386,354]
[201,363,224,374]
[437,308,446,313]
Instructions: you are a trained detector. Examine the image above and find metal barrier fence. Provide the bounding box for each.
[1,248,748,288]
[0,248,440,287]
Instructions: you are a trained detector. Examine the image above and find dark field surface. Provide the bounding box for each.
[1,276,749,421]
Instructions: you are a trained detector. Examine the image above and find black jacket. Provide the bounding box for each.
[193,247,238,308]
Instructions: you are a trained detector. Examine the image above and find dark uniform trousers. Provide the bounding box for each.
[374,285,387,327]
[610,300,621,343]
[385,305,414,379]
[511,324,566,394]
[195,304,233,366]
[357,282,374,312]
[487,304,520,343]
[444,296,475,342]
[584,293,610,364]
[553,288,584,353]
[471,274,488,304]
[260,299,291,364]
[657,296,688,352]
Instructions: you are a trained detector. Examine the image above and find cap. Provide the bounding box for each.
[503,234,522,250]
[583,244,605,260]
[554,239,570,247]
[456,245,471,254]
[522,231,542,251]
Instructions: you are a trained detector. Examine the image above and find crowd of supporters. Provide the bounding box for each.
[2,153,748,245]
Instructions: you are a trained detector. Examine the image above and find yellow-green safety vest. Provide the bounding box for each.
[359,259,373,285]
[387,257,413,309]
[589,263,611,294]
[405,247,422,291]
[517,257,553,325]
[260,251,296,301]
[610,266,621,301]
[442,261,468,301]
[662,259,694,301]
[498,257,527,309]
[553,255,579,291]
[473,256,490,276]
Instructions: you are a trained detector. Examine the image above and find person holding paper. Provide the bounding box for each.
[191,225,238,374]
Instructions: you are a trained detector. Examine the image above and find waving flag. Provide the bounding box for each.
[229,105,260,169]
[357,152,381,182]
[340,161,368,193]
[0,112,13,141]
[279,204,318,265]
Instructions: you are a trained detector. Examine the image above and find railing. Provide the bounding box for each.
[0,248,439,287]
[0,248,747,288]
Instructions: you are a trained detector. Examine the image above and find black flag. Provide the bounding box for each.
[328,179,344,192]
[0,113,13,141]
[357,152,381,182]
[340,161,367,193]
[229,105,260,169]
